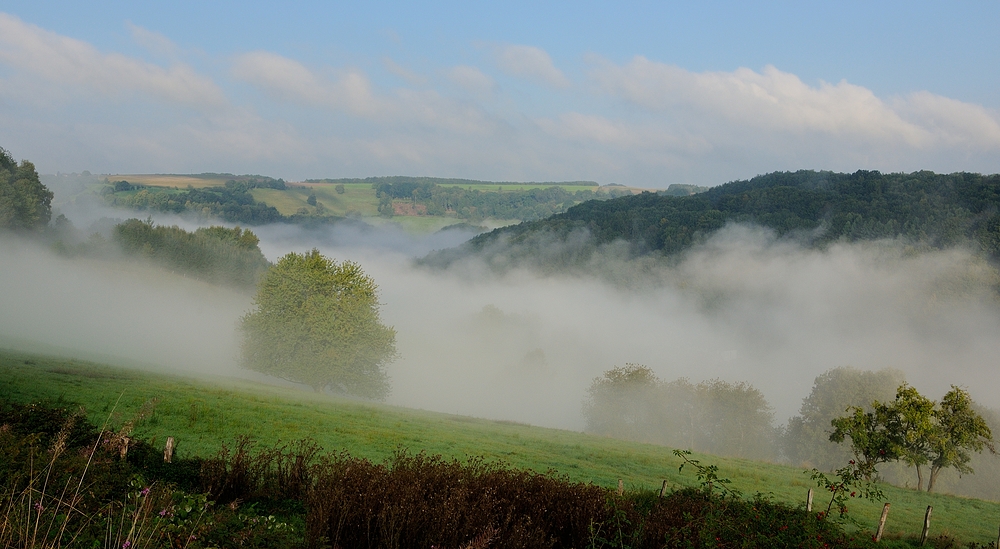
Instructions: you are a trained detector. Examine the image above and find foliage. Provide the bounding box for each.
[450,169,1000,268]
[0,147,53,231]
[784,367,905,469]
[673,449,742,499]
[4,400,914,549]
[829,384,996,493]
[926,386,996,491]
[5,355,1000,544]
[809,461,886,521]
[240,249,397,398]
[109,218,271,288]
[104,180,283,224]
[829,405,901,481]
[584,365,776,460]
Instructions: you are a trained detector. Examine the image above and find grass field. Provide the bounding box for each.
[2,348,999,544]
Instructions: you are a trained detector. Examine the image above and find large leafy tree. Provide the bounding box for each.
[0,148,52,231]
[240,249,397,399]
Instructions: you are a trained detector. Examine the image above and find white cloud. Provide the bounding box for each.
[127,22,180,59]
[232,51,383,116]
[382,57,427,86]
[447,65,496,96]
[232,51,498,136]
[0,13,225,107]
[589,56,1000,153]
[493,44,570,89]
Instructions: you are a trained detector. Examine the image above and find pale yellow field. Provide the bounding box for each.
[108,174,230,188]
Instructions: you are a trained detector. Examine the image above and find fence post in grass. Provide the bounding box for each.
[660,480,668,498]
[806,488,813,512]
[617,479,623,496]
[164,436,175,463]
[874,503,891,542]
[919,506,932,545]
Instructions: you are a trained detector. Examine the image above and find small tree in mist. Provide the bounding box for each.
[240,249,397,399]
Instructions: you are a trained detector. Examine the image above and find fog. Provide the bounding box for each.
[3,208,1000,431]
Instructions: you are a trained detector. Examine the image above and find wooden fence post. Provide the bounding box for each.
[806,488,813,512]
[659,480,668,498]
[875,503,891,542]
[617,479,623,496]
[919,506,932,545]
[164,436,175,463]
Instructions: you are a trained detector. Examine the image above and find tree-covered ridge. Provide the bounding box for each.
[462,170,1000,261]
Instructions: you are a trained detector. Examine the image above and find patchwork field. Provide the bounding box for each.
[2,348,999,544]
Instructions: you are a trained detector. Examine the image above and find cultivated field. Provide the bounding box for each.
[107,174,233,188]
[2,348,999,544]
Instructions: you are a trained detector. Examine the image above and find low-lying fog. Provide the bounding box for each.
[4,204,1000,431]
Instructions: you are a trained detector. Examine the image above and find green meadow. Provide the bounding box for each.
[2,348,1000,544]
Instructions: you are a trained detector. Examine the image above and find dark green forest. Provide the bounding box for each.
[441,170,1000,267]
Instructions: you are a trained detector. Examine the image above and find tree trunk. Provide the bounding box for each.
[927,466,942,493]
[915,464,924,492]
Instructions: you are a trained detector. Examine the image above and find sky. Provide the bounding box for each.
[1,1,999,186]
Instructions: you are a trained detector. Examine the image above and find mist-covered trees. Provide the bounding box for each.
[240,250,397,399]
[583,364,776,460]
[112,219,270,288]
[459,169,1000,268]
[0,148,52,231]
[783,367,905,470]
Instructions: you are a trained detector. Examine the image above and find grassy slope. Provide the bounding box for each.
[2,349,998,544]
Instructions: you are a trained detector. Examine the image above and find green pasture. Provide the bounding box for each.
[2,349,999,544]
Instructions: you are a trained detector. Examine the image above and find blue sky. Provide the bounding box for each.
[1,1,998,186]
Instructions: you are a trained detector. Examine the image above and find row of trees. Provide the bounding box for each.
[831,384,995,492]
[583,364,776,460]
[584,364,997,494]
[104,183,282,225]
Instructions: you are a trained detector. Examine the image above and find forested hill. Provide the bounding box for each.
[430,170,1000,266]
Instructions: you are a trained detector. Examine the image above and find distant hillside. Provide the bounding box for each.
[306,175,599,187]
[425,170,1000,268]
[98,174,629,228]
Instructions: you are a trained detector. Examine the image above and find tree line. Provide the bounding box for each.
[103,181,284,225]
[584,364,998,496]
